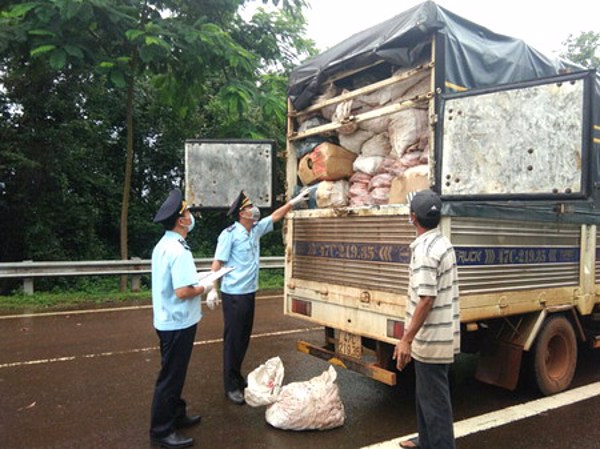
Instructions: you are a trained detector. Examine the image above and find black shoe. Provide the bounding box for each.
[151,431,193,449]
[226,389,245,405]
[175,414,202,429]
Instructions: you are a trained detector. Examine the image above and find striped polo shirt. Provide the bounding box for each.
[406,228,460,364]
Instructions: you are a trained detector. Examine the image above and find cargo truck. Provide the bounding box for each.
[282,1,600,395]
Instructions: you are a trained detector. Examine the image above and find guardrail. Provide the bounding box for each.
[0,257,285,295]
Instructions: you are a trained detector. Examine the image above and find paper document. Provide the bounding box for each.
[197,266,235,284]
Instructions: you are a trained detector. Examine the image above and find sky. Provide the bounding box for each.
[303,0,600,57]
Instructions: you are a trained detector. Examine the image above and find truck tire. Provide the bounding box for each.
[531,315,577,395]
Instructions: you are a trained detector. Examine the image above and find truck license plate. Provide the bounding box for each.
[338,331,362,359]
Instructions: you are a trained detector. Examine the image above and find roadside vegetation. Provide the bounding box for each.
[0,270,284,313]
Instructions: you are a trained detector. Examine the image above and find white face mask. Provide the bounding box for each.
[181,213,195,232]
[249,206,261,222]
[242,206,260,223]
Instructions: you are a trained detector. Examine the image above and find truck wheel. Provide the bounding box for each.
[531,315,577,395]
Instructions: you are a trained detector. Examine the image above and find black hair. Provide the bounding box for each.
[415,214,440,229]
[161,211,183,230]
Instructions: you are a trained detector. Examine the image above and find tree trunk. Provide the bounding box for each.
[119,76,135,292]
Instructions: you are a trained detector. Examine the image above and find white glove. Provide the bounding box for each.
[206,289,220,310]
[198,278,214,293]
[290,188,310,206]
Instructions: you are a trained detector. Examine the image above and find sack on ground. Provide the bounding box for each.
[244,356,285,407]
[265,366,345,431]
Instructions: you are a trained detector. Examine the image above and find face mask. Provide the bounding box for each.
[243,206,260,223]
[182,213,195,232]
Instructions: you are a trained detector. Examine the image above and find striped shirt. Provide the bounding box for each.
[407,228,460,364]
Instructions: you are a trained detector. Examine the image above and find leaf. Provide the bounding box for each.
[125,29,144,42]
[110,70,126,88]
[5,2,39,18]
[27,29,56,37]
[64,44,84,58]
[49,49,67,69]
[99,61,115,68]
[30,44,56,58]
[144,35,170,50]
[64,1,81,20]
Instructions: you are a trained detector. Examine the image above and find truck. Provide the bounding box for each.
[282,0,600,395]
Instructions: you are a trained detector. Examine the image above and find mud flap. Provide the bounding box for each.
[475,339,523,390]
[474,311,547,390]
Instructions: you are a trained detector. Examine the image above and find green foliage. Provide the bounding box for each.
[561,31,600,70]
[0,271,283,311]
[0,0,314,295]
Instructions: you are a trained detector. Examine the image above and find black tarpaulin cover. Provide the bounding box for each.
[289,1,577,109]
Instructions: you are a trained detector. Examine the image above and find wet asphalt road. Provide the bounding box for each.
[1,293,600,449]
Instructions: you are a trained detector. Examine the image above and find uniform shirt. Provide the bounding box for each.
[406,228,460,364]
[214,217,274,295]
[151,231,202,331]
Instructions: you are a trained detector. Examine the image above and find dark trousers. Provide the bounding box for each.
[222,292,255,392]
[414,360,455,449]
[150,324,197,439]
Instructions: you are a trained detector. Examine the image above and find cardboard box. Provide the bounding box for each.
[388,164,430,204]
[298,142,357,186]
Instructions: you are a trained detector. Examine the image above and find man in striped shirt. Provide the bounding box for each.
[393,189,460,449]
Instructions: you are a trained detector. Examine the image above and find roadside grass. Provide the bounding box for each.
[0,269,284,313]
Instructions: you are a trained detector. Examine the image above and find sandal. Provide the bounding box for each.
[399,436,420,448]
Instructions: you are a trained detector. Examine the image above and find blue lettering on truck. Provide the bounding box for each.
[294,241,580,266]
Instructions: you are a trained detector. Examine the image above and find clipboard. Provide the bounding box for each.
[197,266,235,284]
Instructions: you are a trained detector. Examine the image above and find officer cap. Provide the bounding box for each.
[227,190,253,217]
[410,189,442,221]
[153,189,186,223]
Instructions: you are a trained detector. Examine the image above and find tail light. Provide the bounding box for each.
[291,298,312,317]
[386,319,404,339]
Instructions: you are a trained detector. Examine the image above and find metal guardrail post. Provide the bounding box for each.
[23,260,34,295]
[131,257,141,292]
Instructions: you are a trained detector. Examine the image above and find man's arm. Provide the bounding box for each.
[270,189,310,224]
[393,295,435,370]
[270,202,293,224]
[211,259,223,272]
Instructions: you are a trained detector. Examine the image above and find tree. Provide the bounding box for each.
[0,0,314,293]
[561,31,600,70]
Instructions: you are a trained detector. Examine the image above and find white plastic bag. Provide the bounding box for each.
[244,356,285,407]
[265,366,345,431]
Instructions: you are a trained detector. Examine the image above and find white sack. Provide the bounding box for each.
[316,180,349,208]
[265,366,345,431]
[361,132,391,157]
[314,83,339,121]
[338,129,373,154]
[353,155,385,176]
[244,356,285,407]
[388,108,428,157]
[359,116,390,134]
[388,68,432,103]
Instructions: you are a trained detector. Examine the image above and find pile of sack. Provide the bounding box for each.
[294,67,431,208]
[244,356,345,431]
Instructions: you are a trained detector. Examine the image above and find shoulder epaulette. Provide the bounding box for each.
[178,238,191,251]
[226,224,235,232]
